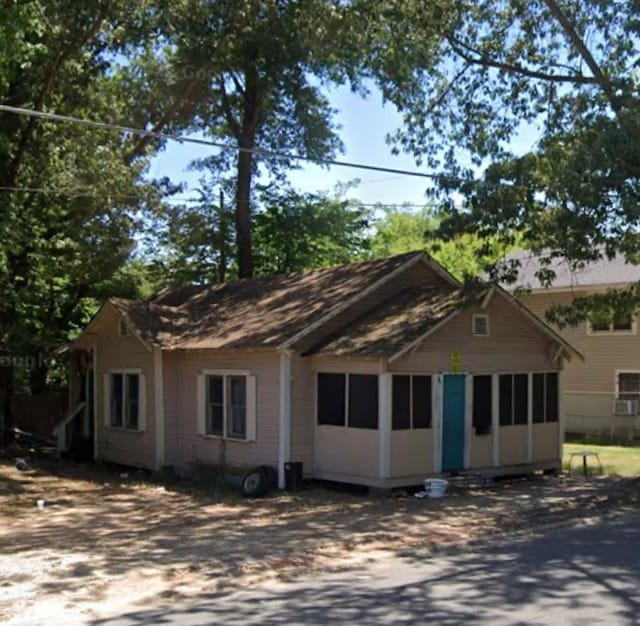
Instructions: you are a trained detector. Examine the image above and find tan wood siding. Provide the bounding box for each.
[290,354,315,473]
[162,349,280,472]
[314,425,378,478]
[499,425,528,465]
[310,356,381,374]
[95,309,156,469]
[390,296,556,374]
[390,429,434,477]
[532,423,559,462]
[470,433,492,468]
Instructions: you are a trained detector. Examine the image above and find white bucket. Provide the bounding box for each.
[423,478,448,498]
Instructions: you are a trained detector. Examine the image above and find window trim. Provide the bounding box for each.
[103,368,146,432]
[587,312,636,336]
[615,369,640,398]
[315,372,379,430]
[197,369,255,442]
[472,314,490,337]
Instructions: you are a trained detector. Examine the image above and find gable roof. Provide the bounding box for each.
[75,251,457,351]
[308,286,465,358]
[502,250,640,291]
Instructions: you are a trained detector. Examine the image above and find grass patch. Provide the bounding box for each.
[563,442,640,476]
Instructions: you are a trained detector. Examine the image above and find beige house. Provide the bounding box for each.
[61,251,579,488]
[508,250,640,437]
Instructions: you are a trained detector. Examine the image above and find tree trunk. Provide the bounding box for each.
[235,141,254,278]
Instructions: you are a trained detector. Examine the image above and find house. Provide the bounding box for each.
[61,251,579,488]
[505,250,640,438]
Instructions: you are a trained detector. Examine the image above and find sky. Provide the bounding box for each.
[147,84,438,208]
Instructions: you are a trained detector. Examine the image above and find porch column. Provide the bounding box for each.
[378,373,392,479]
[278,350,292,489]
[527,373,533,463]
[491,373,500,467]
[433,374,443,473]
[464,375,473,469]
[153,347,165,470]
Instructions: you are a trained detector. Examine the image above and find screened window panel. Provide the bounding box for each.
[472,375,492,434]
[110,373,124,427]
[227,375,247,438]
[317,373,346,426]
[532,373,545,424]
[412,375,432,429]
[499,375,513,426]
[125,374,139,429]
[207,376,224,436]
[392,375,411,430]
[545,373,559,423]
[513,374,528,425]
[348,374,379,429]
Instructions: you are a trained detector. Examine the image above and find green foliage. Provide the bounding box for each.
[254,187,371,275]
[364,1,640,321]
[369,206,512,280]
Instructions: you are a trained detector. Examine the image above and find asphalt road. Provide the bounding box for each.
[95,511,640,626]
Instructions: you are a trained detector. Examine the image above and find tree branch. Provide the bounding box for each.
[446,34,598,85]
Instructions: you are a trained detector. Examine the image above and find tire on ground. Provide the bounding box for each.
[241,465,273,498]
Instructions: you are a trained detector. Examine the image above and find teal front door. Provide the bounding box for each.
[442,374,466,471]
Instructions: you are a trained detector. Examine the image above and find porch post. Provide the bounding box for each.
[278,350,292,489]
[527,373,533,463]
[433,374,443,473]
[491,373,500,467]
[92,344,98,461]
[464,375,473,469]
[557,371,564,461]
[153,348,165,470]
[378,373,392,479]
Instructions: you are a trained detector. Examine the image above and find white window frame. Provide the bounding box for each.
[472,314,490,337]
[587,312,636,336]
[197,369,256,442]
[615,370,640,400]
[103,368,146,432]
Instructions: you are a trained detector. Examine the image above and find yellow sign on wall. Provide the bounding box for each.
[449,351,462,372]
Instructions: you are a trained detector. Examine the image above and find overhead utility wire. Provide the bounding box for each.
[0,104,445,181]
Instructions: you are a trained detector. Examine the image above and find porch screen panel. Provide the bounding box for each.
[412,375,432,428]
[545,373,559,422]
[499,375,513,426]
[532,373,545,424]
[317,373,346,426]
[472,375,492,434]
[513,374,528,425]
[348,374,379,429]
[392,375,411,430]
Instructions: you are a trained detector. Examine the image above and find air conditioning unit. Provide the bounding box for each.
[613,398,638,416]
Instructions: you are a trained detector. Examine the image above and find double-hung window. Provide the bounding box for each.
[104,370,145,431]
[197,371,256,441]
[588,309,635,334]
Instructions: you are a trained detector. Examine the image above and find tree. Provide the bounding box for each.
[253,186,370,275]
[369,206,511,280]
[162,0,354,278]
[363,0,640,320]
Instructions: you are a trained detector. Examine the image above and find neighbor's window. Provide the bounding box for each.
[392,375,432,430]
[205,374,247,439]
[589,309,634,334]
[472,375,492,435]
[317,373,379,429]
[499,373,528,426]
[616,372,640,401]
[532,373,559,423]
[109,372,141,430]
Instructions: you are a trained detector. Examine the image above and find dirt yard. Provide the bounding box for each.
[1,457,638,626]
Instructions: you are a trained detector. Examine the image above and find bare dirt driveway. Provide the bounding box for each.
[0,458,637,626]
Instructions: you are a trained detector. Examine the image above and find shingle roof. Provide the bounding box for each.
[308,286,465,358]
[503,250,640,290]
[114,251,431,350]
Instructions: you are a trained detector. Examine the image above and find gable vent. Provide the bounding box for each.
[472,314,490,337]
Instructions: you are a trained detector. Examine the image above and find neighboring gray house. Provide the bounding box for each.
[507,250,640,437]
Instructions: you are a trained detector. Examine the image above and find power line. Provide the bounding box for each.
[0,104,446,181]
